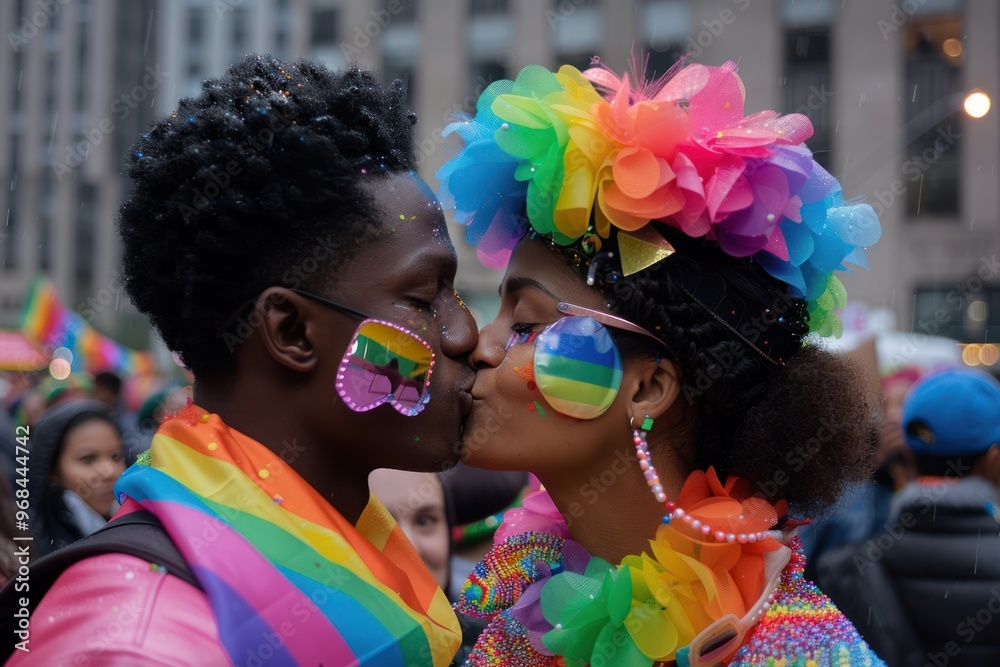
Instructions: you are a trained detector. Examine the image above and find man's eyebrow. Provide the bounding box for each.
[501,276,561,301]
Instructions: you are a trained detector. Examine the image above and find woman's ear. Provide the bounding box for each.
[625,356,682,423]
[254,287,320,373]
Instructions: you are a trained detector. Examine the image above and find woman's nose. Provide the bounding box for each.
[468,319,507,370]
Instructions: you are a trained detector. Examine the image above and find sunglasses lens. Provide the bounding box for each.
[336,320,434,416]
[533,317,623,420]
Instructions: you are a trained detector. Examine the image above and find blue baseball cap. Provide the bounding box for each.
[902,367,1000,458]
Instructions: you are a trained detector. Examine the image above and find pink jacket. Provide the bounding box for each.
[5,553,228,666]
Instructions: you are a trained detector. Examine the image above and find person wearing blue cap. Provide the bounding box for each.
[819,367,1000,667]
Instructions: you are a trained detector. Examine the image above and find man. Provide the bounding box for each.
[819,367,1000,667]
[4,55,476,665]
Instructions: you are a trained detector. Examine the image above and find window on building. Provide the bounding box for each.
[311,7,338,45]
[782,25,832,170]
[189,7,204,42]
[470,0,507,15]
[914,284,1000,344]
[389,0,418,23]
[74,182,98,305]
[552,0,600,75]
[466,60,506,114]
[904,16,962,218]
[232,8,249,55]
[75,16,89,112]
[2,147,17,271]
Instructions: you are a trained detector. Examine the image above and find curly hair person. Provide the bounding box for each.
[117,54,417,377]
[579,223,876,518]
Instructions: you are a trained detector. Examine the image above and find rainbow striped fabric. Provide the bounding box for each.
[114,403,461,666]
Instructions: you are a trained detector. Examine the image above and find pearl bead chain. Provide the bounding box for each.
[632,427,779,545]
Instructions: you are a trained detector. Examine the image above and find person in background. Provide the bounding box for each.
[370,465,528,666]
[38,372,93,409]
[440,465,528,596]
[27,399,126,557]
[800,367,924,582]
[819,367,1000,667]
[369,469,451,593]
[93,370,137,440]
[126,382,191,465]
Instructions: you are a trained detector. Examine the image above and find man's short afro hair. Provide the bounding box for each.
[118,54,417,377]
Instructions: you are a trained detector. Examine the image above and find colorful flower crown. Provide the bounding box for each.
[437,59,881,338]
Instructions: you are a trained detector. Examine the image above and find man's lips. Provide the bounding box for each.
[457,375,476,417]
[458,389,474,417]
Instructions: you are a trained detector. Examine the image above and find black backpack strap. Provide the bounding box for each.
[0,510,202,662]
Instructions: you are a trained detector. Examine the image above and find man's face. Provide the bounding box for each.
[307,172,478,473]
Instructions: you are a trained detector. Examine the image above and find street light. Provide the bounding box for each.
[964,90,991,118]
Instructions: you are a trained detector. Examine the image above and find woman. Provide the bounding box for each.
[5,55,476,666]
[438,60,884,665]
[28,399,126,557]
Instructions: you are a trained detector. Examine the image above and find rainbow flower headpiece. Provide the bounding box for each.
[437,59,880,338]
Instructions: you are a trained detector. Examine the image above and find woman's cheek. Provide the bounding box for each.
[497,351,555,419]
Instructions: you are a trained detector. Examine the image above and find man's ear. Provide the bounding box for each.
[254,287,320,373]
[624,356,682,424]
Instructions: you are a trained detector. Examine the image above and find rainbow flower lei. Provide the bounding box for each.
[458,468,790,666]
[437,60,881,337]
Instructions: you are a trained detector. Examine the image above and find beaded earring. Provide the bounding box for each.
[631,415,667,504]
[632,414,778,544]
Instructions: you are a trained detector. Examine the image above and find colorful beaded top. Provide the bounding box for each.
[456,468,885,667]
[437,59,881,340]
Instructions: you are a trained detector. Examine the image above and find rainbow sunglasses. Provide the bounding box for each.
[291,289,435,417]
[505,303,668,420]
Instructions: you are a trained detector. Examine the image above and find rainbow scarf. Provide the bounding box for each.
[114,404,461,666]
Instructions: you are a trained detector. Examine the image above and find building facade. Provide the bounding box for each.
[1,0,997,360]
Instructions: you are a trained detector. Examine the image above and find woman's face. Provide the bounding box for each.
[464,237,641,475]
[52,418,126,517]
[368,469,450,591]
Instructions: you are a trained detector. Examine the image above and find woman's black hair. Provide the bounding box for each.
[118,54,417,377]
[576,224,875,516]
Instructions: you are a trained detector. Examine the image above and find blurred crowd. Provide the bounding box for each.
[0,369,194,573]
[0,361,998,665]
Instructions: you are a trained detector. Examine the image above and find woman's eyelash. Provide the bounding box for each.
[511,322,537,334]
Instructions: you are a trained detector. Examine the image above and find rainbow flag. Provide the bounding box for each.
[114,404,461,666]
[19,275,154,375]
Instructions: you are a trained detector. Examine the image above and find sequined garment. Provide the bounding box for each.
[459,536,885,666]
